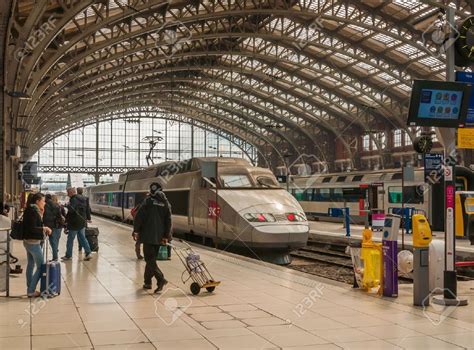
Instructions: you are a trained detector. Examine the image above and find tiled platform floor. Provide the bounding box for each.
[1,216,474,349]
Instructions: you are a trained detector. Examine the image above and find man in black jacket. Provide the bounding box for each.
[62,188,92,261]
[77,187,92,253]
[133,182,171,293]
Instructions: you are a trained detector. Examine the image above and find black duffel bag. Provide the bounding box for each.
[10,218,24,240]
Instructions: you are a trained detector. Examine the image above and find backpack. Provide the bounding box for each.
[43,201,58,227]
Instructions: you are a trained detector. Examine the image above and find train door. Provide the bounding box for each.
[368,183,383,211]
[193,177,216,236]
[188,178,196,226]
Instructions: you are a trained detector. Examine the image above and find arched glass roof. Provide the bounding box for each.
[5,0,472,167]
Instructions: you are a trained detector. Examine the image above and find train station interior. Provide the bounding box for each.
[1,0,474,349]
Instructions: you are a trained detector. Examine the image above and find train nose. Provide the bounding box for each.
[250,224,309,249]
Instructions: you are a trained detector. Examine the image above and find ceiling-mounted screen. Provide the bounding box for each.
[407,80,472,128]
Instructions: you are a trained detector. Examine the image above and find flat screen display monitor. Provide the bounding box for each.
[407,80,472,128]
[455,71,474,125]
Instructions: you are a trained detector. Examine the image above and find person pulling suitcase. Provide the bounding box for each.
[21,193,52,298]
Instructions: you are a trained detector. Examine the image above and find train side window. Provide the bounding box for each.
[342,187,363,202]
[307,189,316,201]
[388,186,423,204]
[319,188,330,201]
[391,173,402,180]
[332,188,343,202]
[135,192,147,207]
[127,194,135,209]
[293,190,306,201]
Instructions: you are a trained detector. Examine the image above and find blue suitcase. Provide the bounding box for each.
[40,239,61,297]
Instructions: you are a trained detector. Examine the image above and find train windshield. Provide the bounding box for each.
[218,174,280,189]
[220,174,253,188]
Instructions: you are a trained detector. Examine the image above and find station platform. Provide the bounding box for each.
[1,217,474,349]
[309,221,474,258]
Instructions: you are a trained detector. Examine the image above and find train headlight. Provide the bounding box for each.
[286,212,305,222]
[244,213,276,222]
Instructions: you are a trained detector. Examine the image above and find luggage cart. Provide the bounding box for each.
[169,239,220,295]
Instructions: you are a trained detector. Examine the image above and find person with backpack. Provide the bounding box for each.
[132,182,172,293]
[22,192,52,297]
[43,194,65,261]
[62,188,92,261]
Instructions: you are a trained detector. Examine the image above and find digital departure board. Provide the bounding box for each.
[407,80,472,128]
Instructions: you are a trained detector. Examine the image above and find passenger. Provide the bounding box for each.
[133,182,171,293]
[43,194,65,261]
[77,187,92,223]
[22,193,52,297]
[62,188,93,261]
[77,187,92,253]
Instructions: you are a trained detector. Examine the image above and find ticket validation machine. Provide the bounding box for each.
[382,215,401,297]
[412,214,433,306]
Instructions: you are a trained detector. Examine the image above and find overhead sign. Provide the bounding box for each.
[424,153,444,183]
[458,128,474,149]
[455,71,474,125]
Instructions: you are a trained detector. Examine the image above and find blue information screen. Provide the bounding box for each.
[455,71,474,124]
[417,88,464,120]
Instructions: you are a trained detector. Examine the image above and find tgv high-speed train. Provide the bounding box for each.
[85,158,309,261]
[287,166,474,230]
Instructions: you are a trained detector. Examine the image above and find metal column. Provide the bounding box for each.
[95,121,99,184]
[433,5,467,307]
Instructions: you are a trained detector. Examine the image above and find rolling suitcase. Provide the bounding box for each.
[40,238,61,297]
[85,226,99,252]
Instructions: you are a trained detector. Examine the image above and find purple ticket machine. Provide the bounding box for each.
[382,215,401,297]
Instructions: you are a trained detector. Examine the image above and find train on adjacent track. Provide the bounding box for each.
[286,166,474,230]
[85,157,309,263]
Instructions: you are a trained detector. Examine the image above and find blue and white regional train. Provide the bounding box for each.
[287,166,474,230]
[85,158,309,261]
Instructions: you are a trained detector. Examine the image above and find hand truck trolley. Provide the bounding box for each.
[169,239,220,295]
